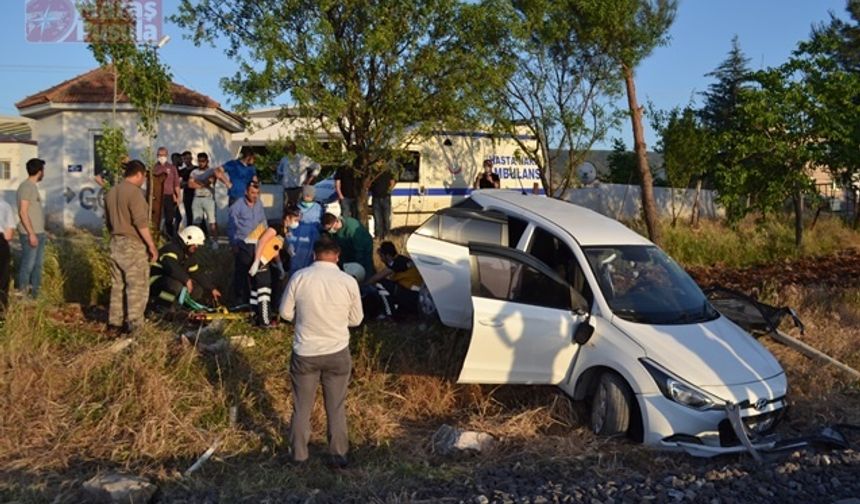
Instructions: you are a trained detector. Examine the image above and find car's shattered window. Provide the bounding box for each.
[583,245,720,325]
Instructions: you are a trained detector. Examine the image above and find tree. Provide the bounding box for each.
[721,67,816,247]
[701,37,757,222]
[604,137,638,184]
[803,5,860,226]
[571,0,678,245]
[80,0,172,186]
[175,0,508,223]
[651,105,713,226]
[700,36,753,132]
[493,0,622,198]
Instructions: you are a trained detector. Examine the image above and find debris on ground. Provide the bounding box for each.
[432,424,495,455]
[82,473,157,504]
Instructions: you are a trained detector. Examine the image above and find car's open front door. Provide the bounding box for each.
[457,244,587,384]
[406,208,510,329]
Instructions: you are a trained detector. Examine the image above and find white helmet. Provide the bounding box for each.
[180,226,206,247]
[343,262,366,282]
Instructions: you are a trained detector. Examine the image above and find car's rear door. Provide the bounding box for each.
[406,208,510,329]
[457,244,587,384]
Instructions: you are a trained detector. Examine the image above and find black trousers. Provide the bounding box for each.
[162,196,178,237]
[0,236,9,315]
[183,191,195,227]
[232,242,254,305]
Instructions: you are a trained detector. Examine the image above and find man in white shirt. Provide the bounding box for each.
[279,237,363,467]
[276,142,321,208]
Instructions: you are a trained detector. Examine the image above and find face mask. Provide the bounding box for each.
[157,156,168,165]
[300,200,314,208]
[288,222,300,230]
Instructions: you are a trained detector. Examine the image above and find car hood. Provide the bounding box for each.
[612,314,784,387]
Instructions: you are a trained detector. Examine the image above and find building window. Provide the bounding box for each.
[0,160,10,180]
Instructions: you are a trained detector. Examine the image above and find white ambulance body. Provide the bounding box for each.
[230,109,544,226]
[372,131,544,229]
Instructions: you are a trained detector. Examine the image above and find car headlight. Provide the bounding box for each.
[640,358,719,411]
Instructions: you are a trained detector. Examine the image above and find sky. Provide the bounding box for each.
[0,0,851,149]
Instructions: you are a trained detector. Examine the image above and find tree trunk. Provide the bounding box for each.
[623,66,661,245]
[356,181,370,226]
[793,191,804,249]
[690,177,702,227]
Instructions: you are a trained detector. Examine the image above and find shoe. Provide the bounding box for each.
[209,239,219,251]
[327,455,348,470]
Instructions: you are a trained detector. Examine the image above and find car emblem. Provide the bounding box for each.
[754,398,768,411]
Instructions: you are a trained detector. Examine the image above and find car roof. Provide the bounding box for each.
[471,190,653,247]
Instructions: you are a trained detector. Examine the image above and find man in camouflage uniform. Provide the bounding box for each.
[105,160,159,334]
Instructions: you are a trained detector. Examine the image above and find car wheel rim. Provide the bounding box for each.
[592,383,607,433]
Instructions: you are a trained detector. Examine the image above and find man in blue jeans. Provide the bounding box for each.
[16,158,46,298]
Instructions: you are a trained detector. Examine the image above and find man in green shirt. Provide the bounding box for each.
[16,158,46,298]
[322,213,375,278]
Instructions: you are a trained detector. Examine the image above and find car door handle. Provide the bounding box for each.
[416,256,443,266]
[478,319,504,327]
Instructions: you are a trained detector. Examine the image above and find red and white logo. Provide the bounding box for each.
[25,0,163,44]
[25,0,78,43]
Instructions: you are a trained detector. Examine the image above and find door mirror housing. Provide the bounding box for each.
[573,322,594,345]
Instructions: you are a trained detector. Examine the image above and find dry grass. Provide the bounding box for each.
[2,227,860,501]
[643,215,860,268]
[758,285,860,429]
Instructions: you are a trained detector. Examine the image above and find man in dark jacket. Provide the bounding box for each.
[149,225,222,308]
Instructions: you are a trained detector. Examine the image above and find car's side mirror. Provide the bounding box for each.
[573,321,594,345]
[570,287,589,315]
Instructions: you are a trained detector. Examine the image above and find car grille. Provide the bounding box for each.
[718,409,785,447]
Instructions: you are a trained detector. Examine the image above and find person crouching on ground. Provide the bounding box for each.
[362,240,424,318]
[279,237,363,468]
[149,225,222,309]
[322,212,375,279]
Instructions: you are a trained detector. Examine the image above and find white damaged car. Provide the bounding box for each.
[406,190,787,456]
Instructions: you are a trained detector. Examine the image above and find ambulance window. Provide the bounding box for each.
[397,151,420,183]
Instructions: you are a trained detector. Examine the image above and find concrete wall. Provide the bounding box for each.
[29,110,236,230]
[564,183,722,222]
[0,141,40,215]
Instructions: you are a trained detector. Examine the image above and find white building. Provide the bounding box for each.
[15,67,244,230]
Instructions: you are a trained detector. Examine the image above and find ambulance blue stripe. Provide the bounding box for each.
[391,187,546,196]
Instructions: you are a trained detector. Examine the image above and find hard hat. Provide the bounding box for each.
[180,226,206,247]
[343,262,366,282]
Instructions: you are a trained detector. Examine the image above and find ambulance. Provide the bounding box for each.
[312,130,544,229]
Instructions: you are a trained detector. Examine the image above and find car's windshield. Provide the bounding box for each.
[582,245,719,325]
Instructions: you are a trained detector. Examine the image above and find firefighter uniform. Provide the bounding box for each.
[149,240,215,307]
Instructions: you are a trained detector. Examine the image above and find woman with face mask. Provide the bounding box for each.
[298,184,323,226]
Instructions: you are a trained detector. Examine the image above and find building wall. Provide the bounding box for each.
[28,110,236,230]
[0,141,40,219]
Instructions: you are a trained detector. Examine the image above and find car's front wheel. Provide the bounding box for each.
[590,372,633,437]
